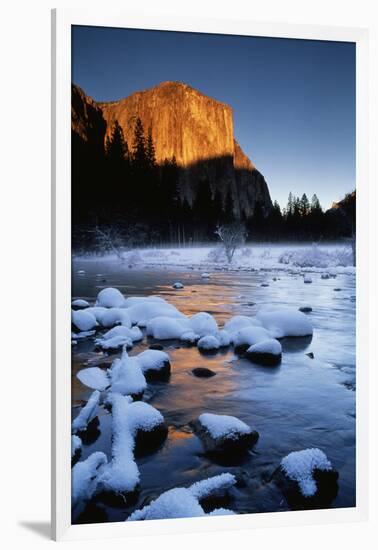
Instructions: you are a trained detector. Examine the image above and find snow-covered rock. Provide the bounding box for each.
[95,325,143,351]
[99,308,132,328]
[216,330,231,347]
[197,335,220,352]
[127,473,236,521]
[96,287,126,308]
[136,349,171,381]
[98,395,166,501]
[76,367,110,391]
[126,300,184,327]
[304,275,312,284]
[245,338,282,366]
[233,325,271,352]
[257,307,313,338]
[95,334,133,352]
[146,316,190,340]
[223,315,262,335]
[83,306,107,322]
[108,351,147,398]
[71,330,96,340]
[72,451,107,507]
[180,331,200,344]
[72,310,97,332]
[72,298,90,310]
[201,272,211,278]
[192,413,259,455]
[72,390,100,434]
[190,312,218,337]
[274,448,339,509]
[172,282,184,289]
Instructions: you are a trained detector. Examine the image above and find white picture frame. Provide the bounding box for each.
[51,8,369,541]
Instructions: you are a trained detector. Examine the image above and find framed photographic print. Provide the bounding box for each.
[52,8,369,541]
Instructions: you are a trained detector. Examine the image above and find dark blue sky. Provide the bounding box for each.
[72,25,355,210]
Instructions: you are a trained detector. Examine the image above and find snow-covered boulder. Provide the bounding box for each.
[72,451,107,508]
[257,307,313,339]
[72,298,90,310]
[99,308,132,328]
[233,326,271,353]
[98,395,166,503]
[201,272,211,279]
[146,316,190,340]
[192,413,259,456]
[180,331,200,344]
[76,367,110,391]
[223,315,262,335]
[197,335,220,352]
[172,282,184,289]
[83,306,107,322]
[190,312,218,337]
[71,330,96,340]
[108,351,147,399]
[72,390,100,434]
[304,275,312,284]
[245,338,282,366]
[216,330,231,347]
[127,473,236,521]
[96,287,126,308]
[136,349,171,381]
[274,448,339,510]
[95,325,143,352]
[126,300,184,327]
[72,310,97,332]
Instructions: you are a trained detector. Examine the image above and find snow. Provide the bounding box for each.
[72,390,100,433]
[280,448,333,497]
[198,413,252,440]
[257,307,313,338]
[180,331,199,343]
[246,338,282,356]
[72,451,107,506]
[304,275,312,284]
[76,367,109,391]
[233,326,271,348]
[72,298,90,308]
[190,312,218,337]
[99,308,132,328]
[96,287,126,308]
[136,349,170,373]
[98,395,164,496]
[216,329,231,347]
[95,325,143,350]
[189,472,236,500]
[95,335,133,351]
[127,300,185,327]
[98,394,140,494]
[128,473,236,521]
[108,351,147,396]
[71,330,95,340]
[72,309,97,331]
[201,272,211,278]
[146,316,190,339]
[197,335,220,351]
[83,306,107,322]
[71,435,82,458]
[208,508,235,516]
[223,315,262,334]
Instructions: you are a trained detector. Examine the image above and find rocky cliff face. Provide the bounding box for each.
[72,81,273,217]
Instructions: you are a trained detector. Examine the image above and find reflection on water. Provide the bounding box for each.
[72,260,356,522]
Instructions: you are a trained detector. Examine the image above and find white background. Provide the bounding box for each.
[0,0,376,547]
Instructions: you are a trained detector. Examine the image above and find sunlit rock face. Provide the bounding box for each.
[72,81,273,217]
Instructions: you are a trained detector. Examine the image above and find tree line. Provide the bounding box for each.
[72,117,355,251]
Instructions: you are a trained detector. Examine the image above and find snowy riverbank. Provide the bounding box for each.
[73,242,355,275]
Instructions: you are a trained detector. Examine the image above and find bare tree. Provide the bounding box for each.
[215,222,247,264]
[91,224,126,260]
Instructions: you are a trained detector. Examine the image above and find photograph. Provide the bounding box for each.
[70,25,356,525]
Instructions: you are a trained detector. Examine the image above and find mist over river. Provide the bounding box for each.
[72,252,356,523]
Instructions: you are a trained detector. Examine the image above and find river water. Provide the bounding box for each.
[72,259,356,523]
